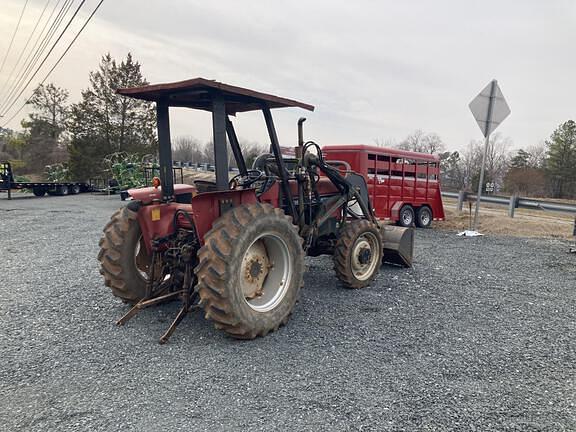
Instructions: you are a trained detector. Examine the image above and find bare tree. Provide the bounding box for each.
[173,136,203,162]
[458,133,511,191]
[421,133,445,154]
[526,141,546,168]
[239,139,267,168]
[398,129,445,154]
[483,132,511,188]
[373,137,397,148]
[398,129,425,152]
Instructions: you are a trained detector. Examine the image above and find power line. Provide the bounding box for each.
[0,0,74,113]
[0,0,65,106]
[0,0,30,77]
[0,0,69,112]
[0,0,53,99]
[1,0,105,128]
[0,0,81,116]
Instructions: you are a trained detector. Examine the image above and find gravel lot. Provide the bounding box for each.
[1,193,575,431]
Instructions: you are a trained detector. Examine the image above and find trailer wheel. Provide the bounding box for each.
[57,185,69,196]
[32,187,46,197]
[98,206,150,303]
[69,184,81,194]
[415,206,433,228]
[195,202,304,339]
[397,205,415,227]
[333,219,383,289]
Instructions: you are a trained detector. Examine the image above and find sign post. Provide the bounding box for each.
[468,79,511,232]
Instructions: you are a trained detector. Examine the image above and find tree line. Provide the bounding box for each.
[379,125,576,199]
[0,52,267,181]
[0,53,156,180]
[1,51,574,198]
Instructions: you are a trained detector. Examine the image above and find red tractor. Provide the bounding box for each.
[98,78,413,342]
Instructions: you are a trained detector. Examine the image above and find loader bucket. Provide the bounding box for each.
[381,225,414,268]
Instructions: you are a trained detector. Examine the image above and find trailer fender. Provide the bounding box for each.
[390,201,406,221]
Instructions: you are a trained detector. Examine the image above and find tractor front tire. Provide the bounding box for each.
[333,219,383,289]
[98,206,150,304]
[195,203,304,339]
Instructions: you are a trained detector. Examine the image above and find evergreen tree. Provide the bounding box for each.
[510,149,531,169]
[545,120,576,197]
[19,83,69,173]
[68,53,156,179]
[26,83,69,140]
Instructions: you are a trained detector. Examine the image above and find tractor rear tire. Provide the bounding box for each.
[195,202,304,339]
[333,219,383,289]
[98,206,150,304]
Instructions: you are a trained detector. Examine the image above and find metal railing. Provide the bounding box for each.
[442,191,576,217]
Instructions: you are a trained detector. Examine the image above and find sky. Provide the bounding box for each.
[1,0,575,152]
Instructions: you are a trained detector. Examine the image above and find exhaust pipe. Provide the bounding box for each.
[298,117,306,148]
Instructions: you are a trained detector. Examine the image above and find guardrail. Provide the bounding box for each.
[442,191,576,218]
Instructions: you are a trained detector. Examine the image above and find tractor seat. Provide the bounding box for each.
[194,180,218,193]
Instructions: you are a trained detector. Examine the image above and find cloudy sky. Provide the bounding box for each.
[1,0,575,151]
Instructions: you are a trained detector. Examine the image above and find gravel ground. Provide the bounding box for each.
[1,193,575,431]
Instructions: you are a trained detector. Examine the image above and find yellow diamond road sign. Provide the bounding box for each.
[469,80,510,137]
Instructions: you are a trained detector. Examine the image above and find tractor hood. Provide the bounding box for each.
[128,184,197,205]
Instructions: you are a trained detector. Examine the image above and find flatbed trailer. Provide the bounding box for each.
[0,161,91,199]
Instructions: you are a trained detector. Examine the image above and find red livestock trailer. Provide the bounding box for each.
[322,145,445,227]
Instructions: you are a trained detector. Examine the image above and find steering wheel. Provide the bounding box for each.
[229,169,265,189]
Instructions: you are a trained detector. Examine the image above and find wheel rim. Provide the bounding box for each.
[134,235,151,281]
[402,210,413,225]
[240,232,292,312]
[351,232,380,281]
[420,210,431,226]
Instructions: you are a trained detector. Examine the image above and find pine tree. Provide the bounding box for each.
[20,83,69,173]
[68,53,156,179]
[545,120,576,197]
[510,149,530,169]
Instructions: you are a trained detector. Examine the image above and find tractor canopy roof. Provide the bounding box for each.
[117,78,314,115]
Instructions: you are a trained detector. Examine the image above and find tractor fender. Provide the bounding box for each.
[128,184,197,205]
[135,188,258,253]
